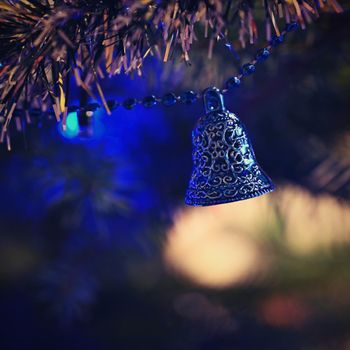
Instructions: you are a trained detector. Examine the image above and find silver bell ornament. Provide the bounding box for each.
[185,87,275,206]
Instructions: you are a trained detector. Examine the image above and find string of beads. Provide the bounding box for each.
[111,21,299,112]
[0,21,299,124]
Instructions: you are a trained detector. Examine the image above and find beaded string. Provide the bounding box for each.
[109,21,299,112]
[2,21,299,128]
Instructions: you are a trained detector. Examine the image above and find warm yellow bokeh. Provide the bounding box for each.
[279,187,350,253]
[164,186,350,288]
[164,203,265,288]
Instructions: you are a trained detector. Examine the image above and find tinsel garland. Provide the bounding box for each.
[0,0,343,142]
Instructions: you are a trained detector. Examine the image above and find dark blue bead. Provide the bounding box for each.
[241,63,256,76]
[180,90,197,104]
[123,98,137,110]
[162,93,177,106]
[256,48,270,62]
[107,100,119,110]
[270,34,285,47]
[142,95,157,108]
[286,21,299,32]
[225,77,241,90]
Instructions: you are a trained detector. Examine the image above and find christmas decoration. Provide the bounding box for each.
[0,0,345,208]
[185,87,274,206]
[0,0,342,131]
[0,9,349,347]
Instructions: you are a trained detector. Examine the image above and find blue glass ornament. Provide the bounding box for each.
[185,87,275,206]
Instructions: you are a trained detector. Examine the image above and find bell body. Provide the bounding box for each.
[185,88,275,206]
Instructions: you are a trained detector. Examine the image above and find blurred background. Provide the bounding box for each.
[0,9,349,350]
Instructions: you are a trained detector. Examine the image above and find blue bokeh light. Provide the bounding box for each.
[59,112,79,139]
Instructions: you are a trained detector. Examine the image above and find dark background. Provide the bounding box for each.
[0,10,349,350]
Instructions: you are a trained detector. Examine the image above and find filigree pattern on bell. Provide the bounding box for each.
[185,109,275,206]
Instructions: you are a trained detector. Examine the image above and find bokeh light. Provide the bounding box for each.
[164,204,264,288]
[59,112,79,139]
[164,186,350,288]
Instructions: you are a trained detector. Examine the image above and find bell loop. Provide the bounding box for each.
[203,87,226,115]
